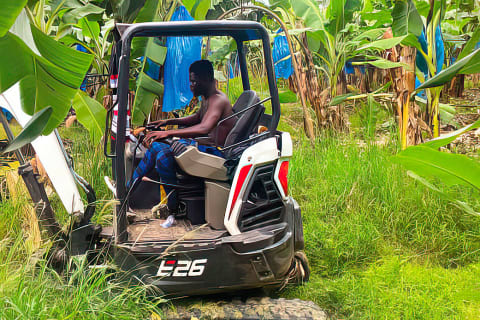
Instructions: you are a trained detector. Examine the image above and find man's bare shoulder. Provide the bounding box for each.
[208,91,231,108]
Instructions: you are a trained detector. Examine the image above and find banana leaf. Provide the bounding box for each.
[423,118,480,149]
[1,107,52,154]
[457,28,480,60]
[406,171,479,216]
[1,25,93,134]
[72,91,106,144]
[130,0,167,124]
[393,145,480,192]
[132,72,164,124]
[391,0,423,37]
[416,48,480,89]
[352,58,411,70]
[62,3,105,23]
[357,36,407,51]
[0,33,34,93]
[183,0,211,20]
[0,0,28,37]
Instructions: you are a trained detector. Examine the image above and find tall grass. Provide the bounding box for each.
[285,133,480,318]
[0,125,166,319]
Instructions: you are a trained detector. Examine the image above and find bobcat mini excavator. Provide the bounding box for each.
[6,20,325,319]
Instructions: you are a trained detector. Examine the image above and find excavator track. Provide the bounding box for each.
[161,297,327,320]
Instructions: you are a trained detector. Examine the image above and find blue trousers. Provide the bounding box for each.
[128,139,223,209]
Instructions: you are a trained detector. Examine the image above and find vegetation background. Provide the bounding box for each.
[0,0,480,319]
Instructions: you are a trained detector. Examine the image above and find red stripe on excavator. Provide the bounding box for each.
[278,161,289,196]
[228,164,253,219]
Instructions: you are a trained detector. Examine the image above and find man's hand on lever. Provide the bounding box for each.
[144,130,169,148]
[147,119,169,129]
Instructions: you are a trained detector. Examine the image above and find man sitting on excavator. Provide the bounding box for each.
[127,59,236,217]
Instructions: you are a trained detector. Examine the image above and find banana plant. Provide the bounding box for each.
[0,8,94,151]
[392,0,450,138]
[269,0,405,131]
[24,0,105,37]
[393,117,480,216]
[130,0,169,125]
[393,37,480,215]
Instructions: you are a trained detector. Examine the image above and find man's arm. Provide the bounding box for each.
[144,95,228,146]
[149,112,201,127]
[166,95,226,137]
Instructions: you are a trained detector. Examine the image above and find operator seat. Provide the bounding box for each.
[172,91,265,181]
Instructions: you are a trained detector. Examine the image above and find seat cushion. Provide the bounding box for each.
[174,146,228,181]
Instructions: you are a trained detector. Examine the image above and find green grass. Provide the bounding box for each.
[283,132,480,318]
[1,102,480,318]
[0,188,165,319]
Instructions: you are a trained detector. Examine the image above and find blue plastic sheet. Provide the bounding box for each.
[343,60,365,75]
[272,30,293,79]
[76,44,88,91]
[0,107,13,121]
[162,6,202,112]
[415,26,445,98]
[228,55,240,79]
[139,56,161,80]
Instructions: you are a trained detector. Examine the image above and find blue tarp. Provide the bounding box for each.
[162,6,202,112]
[228,55,239,79]
[76,44,88,91]
[415,26,445,89]
[272,30,293,79]
[415,26,444,99]
[344,60,365,75]
[139,56,161,80]
[0,107,13,121]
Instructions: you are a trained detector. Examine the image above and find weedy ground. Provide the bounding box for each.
[1,90,479,319]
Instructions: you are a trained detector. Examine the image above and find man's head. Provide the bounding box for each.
[189,60,214,97]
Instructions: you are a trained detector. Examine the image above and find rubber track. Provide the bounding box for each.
[161,297,327,320]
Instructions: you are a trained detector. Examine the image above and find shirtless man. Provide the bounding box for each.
[128,60,236,216]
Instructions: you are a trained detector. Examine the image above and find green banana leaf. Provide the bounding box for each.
[393,145,480,192]
[110,0,146,23]
[183,0,211,20]
[391,0,423,37]
[457,28,480,60]
[0,33,34,93]
[356,36,407,51]
[352,58,411,70]
[291,0,324,30]
[0,25,93,134]
[130,0,167,125]
[62,3,105,23]
[1,107,52,154]
[406,171,479,216]
[132,72,164,124]
[0,0,28,37]
[416,48,480,90]
[330,93,358,106]
[78,17,100,41]
[423,118,480,149]
[30,26,91,86]
[72,91,106,144]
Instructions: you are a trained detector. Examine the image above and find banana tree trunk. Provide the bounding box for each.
[389,46,425,148]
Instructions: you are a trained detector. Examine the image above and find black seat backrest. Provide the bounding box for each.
[223,91,265,148]
[232,90,259,114]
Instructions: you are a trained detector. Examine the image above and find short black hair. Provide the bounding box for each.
[189,60,214,82]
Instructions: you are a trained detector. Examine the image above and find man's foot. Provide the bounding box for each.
[152,203,171,219]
